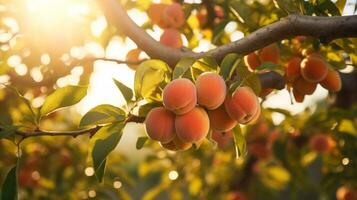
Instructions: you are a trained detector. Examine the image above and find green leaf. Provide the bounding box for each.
[92,123,124,182]
[136,136,148,150]
[0,125,19,140]
[256,62,281,71]
[1,166,17,200]
[113,79,134,103]
[173,57,196,79]
[232,125,247,159]
[220,53,242,80]
[192,56,219,72]
[230,64,262,95]
[79,104,126,127]
[336,0,347,14]
[40,85,88,116]
[138,102,162,117]
[134,60,171,102]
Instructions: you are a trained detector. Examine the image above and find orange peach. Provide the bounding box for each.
[208,105,237,132]
[212,130,234,149]
[196,72,226,110]
[301,56,328,83]
[336,186,357,200]
[285,57,302,82]
[161,135,192,151]
[292,87,305,103]
[259,43,280,64]
[147,4,169,28]
[163,3,185,29]
[163,78,197,115]
[320,68,342,92]
[293,77,317,95]
[160,28,183,48]
[224,87,260,124]
[244,52,261,71]
[145,107,175,143]
[125,48,141,70]
[175,107,210,143]
[245,103,261,125]
[309,134,333,153]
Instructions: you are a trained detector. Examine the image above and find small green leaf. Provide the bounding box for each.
[40,85,88,116]
[113,79,134,103]
[1,166,17,200]
[136,136,148,150]
[173,57,196,79]
[232,125,247,159]
[138,103,161,117]
[79,104,126,127]
[220,53,242,80]
[230,64,262,95]
[256,62,281,71]
[92,123,124,182]
[0,125,19,140]
[192,56,219,72]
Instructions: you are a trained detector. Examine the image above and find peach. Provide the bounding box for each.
[320,68,342,92]
[175,107,210,143]
[125,48,141,70]
[145,107,175,143]
[309,134,334,153]
[196,72,226,110]
[148,4,169,28]
[285,57,302,82]
[161,135,192,151]
[212,130,234,149]
[163,78,197,115]
[292,87,305,103]
[160,28,183,48]
[249,142,271,160]
[259,43,280,64]
[259,88,273,98]
[293,77,317,95]
[244,52,261,71]
[208,105,237,132]
[163,3,185,29]
[224,87,260,124]
[337,186,357,200]
[245,103,261,125]
[301,56,328,83]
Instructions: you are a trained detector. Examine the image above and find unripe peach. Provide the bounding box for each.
[212,130,234,149]
[161,135,192,151]
[196,72,226,110]
[336,186,357,200]
[145,107,175,143]
[175,107,210,143]
[244,52,261,71]
[160,28,183,48]
[147,4,169,28]
[224,87,260,124]
[293,77,317,95]
[301,56,328,83]
[292,87,305,103]
[163,3,185,29]
[285,57,302,82]
[320,68,342,92]
[125,48,141,70]
[208,105,237,132]
[259,43,280,64]
[163,78,197,115]
[309,134,333,153]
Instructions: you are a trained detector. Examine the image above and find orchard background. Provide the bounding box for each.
[0,0,357,199]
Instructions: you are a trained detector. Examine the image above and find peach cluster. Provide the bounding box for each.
[145,72,261,151]
[148,3,185,48]
[284,53,342,102]
[244,43,281,71]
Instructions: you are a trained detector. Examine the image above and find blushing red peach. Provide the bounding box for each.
[145,107,175,143]
[259,43,280,64]
[163,3,185,29]
[163,78,197,115]
[208,105,237,132]
[293,77,317,95]
[196,72,226,110]
[147,4,169,28]
[320,68,342,92]
[224,87,260,124]
[244,52,261,71]
[161,135,192,151]
[292,87,305,103]
[285,57,302,82]
[301,56,328,83]
[160,28,183,48]
[175,107,210,143]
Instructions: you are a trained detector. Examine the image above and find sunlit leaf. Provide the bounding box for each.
[173,57,195,79]
[113,79,134,103]
[220,53,242,81]
[40,85,88,116]
[232,125,247,159]
[79,104,126,127]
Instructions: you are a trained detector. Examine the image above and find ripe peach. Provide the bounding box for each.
[212,130,234,149]
[163,78,197,115]
[259,43,280,64]
[285,57,302,82]
[163,3,185,29]
[208,105,237,132]
[175,107,210,143]
[293,77,317,95]
[196,72,226,110]
[259,88,273,98]
[292,87,305,103]
[125,48,141,70]
[145,107,176,143]
[160,28,183,48]
[337,186,357,200]
[224,87,260,124]
[301,56,328,83]
[249,142,271,160]
[245,103,261,125]
[161,135,192,151]
[244,52,261,71]
[320,68,342,92]
[148,4,169,28]
[309,134,334,153]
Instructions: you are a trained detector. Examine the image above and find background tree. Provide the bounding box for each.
[0,0,357,199]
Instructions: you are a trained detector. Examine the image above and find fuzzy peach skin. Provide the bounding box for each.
[161,134,192,151]
[301,56,328,83]
[160,28,183,48]
[224,86,260,124]
[259,43,280,64]
[320,68,342,92]
[162,78,197,115]
[292,87,305,103]
[211,130,234,149]
[196,72,227,110]
[147,4,169,28]
[208,105,236,132]
[145,107,176,143]
[163,2,185,29]
[285,57,302,83]
[244,103,261,125]
[175,107,210,143]
[293,77,317,95]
